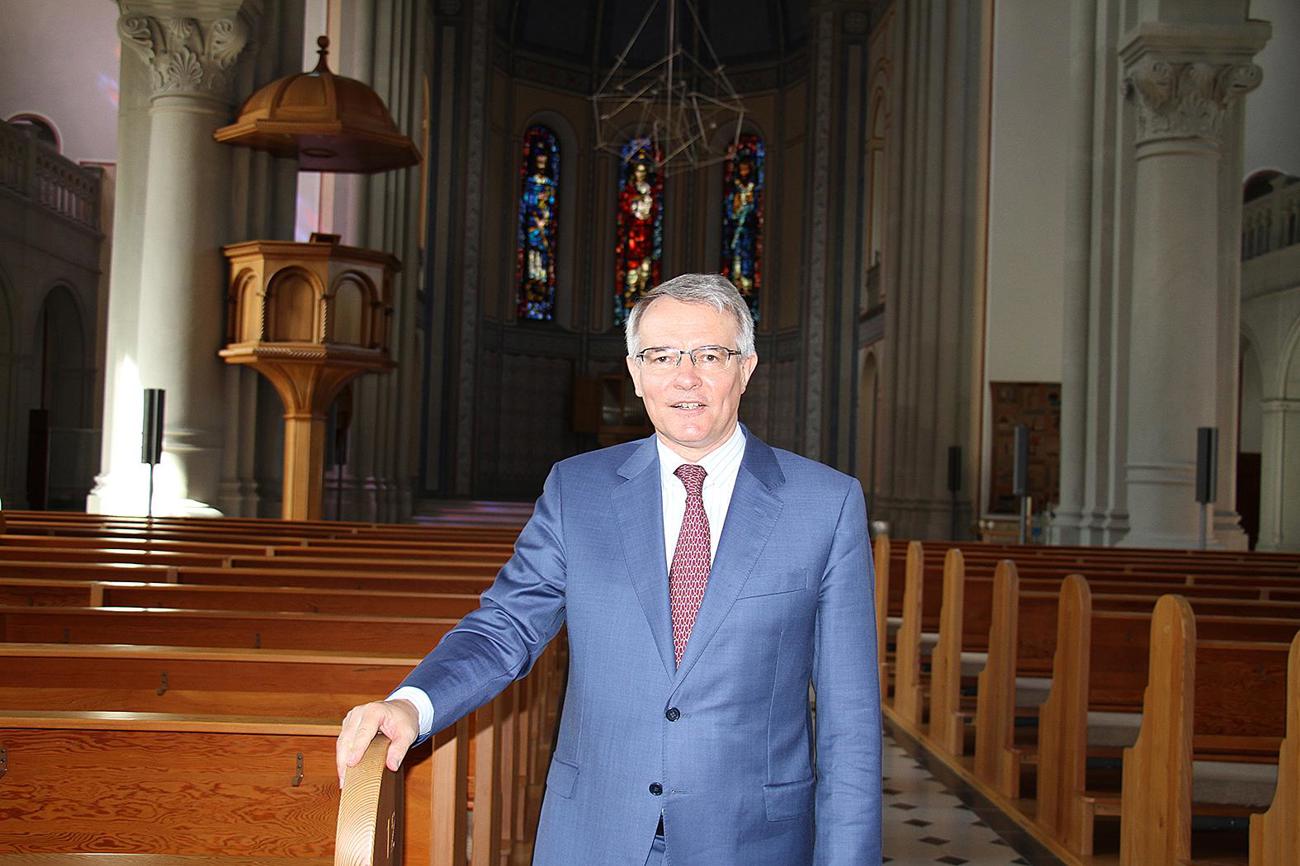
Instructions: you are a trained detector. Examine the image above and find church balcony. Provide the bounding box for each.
[0,120,101,232]
[1243,175,1300,303]
[1242,174,1300,263]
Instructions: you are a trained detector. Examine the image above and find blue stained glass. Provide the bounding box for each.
[516,126,560,321]
[720,134,764,320]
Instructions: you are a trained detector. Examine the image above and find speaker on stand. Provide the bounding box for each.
[141,389,165,518]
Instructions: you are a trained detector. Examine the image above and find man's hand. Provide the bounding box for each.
[336,698,420,788]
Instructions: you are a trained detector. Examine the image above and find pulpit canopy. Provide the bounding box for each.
[214,36,420,174]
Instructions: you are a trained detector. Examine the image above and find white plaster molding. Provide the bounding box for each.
[117,11,252,99]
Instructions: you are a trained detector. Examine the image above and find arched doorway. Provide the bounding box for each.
[32,285,94,508]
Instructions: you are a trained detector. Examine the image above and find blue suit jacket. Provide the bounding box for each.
[400,430,882,865]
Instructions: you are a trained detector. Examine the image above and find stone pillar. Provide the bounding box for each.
[91,5,257,516]
[1258,398,1300,551]
[1118,22,1267,547]
[1052,0,1097,545]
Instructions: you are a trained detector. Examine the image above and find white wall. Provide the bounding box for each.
[983,0,1068,384]
[1245,0,1300,178]
[0,0,120,164]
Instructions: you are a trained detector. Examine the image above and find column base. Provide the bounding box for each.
[1212,509,1249,551]
[86,467,224,517]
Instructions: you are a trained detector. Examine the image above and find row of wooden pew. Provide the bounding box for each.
[875,536,1300,866]
[0,507,556,866]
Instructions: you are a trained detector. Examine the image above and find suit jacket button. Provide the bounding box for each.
[665,707,680,722]
[649,783,663,796]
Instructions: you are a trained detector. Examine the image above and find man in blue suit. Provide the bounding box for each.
[337,274,882,864]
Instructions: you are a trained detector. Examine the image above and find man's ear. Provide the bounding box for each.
[626,355,643,397]
[740,352,758,392]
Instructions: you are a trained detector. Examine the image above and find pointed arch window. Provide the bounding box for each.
[720,134,764,320]
[613,137,664,325]
[516,125,560,321]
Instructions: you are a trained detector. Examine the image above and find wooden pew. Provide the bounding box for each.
[0,510,570,864]
[0,642,565,866]
[973,571,1300,809]
[1120,598,1295,866]
[1032,578,1300,857]
[1250,632,1300,866]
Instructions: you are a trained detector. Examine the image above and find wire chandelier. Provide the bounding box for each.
[591,0,748,176]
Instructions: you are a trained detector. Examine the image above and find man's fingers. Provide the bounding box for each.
[336,700,421,788]
[380,699,419,772]
[384,732,412,773]
[336,703,383,788]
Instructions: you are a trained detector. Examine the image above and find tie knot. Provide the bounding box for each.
[674,463,707,496]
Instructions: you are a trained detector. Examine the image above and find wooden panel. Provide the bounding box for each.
[0,726,338,856]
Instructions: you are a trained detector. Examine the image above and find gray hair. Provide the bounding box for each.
[624,273,756,357]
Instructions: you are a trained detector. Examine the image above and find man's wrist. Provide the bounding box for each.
[387,686,435,737]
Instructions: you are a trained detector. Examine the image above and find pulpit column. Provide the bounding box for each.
[1118,22,1266,547]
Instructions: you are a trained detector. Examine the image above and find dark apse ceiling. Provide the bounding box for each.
[494,0,811,72]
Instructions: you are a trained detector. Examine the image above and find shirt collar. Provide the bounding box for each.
[655,424,747,485]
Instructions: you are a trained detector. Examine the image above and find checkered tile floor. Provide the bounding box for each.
[882,736,1037,865]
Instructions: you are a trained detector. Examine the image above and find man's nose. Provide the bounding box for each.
[672,360,702,387]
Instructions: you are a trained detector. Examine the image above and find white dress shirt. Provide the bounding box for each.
[391,425,748,738]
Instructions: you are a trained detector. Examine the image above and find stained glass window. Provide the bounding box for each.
[613,137,664,325]
[720,134,764,319]
[516,125,560,321]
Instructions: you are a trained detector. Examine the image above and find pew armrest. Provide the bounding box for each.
[335,734,403,866]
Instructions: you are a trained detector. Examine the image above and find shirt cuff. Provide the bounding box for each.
[387,686,434,738]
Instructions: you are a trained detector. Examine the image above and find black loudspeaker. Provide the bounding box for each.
[1012,425,1030,497]
[947,446,962,494]
[141,389,165,465]
[1196,427,1219,504]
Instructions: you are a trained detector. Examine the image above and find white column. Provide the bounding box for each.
[1118,24,1266,548]
[1258,398,1300,551]
[90,6,256,516]
[1052,0,1097,545]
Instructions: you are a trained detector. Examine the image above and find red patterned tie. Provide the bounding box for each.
[669,464,711,666]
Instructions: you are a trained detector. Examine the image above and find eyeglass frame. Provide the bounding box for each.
[631,345,746,371]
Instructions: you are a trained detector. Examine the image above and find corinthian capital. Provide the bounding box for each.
[118,13,251,98]
[1125,56,1261,144]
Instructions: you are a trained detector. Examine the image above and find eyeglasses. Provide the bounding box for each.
[633,346,744,372]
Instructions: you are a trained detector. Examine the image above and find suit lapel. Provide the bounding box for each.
[671,432,785,690]
[611,436,677,677]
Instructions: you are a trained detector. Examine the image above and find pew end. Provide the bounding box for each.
[1249,632,1300,866]
[335,734,403,866]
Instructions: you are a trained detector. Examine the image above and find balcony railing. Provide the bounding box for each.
[0,121,101,232]
[1242,176,1300,261]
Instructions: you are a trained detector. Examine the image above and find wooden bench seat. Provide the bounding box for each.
[1120,598,1297,866]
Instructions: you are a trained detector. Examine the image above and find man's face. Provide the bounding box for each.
[626,298,758,462]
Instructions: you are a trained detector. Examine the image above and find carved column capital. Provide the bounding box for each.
[117,13,252,99]
[1124,55,1261,144]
